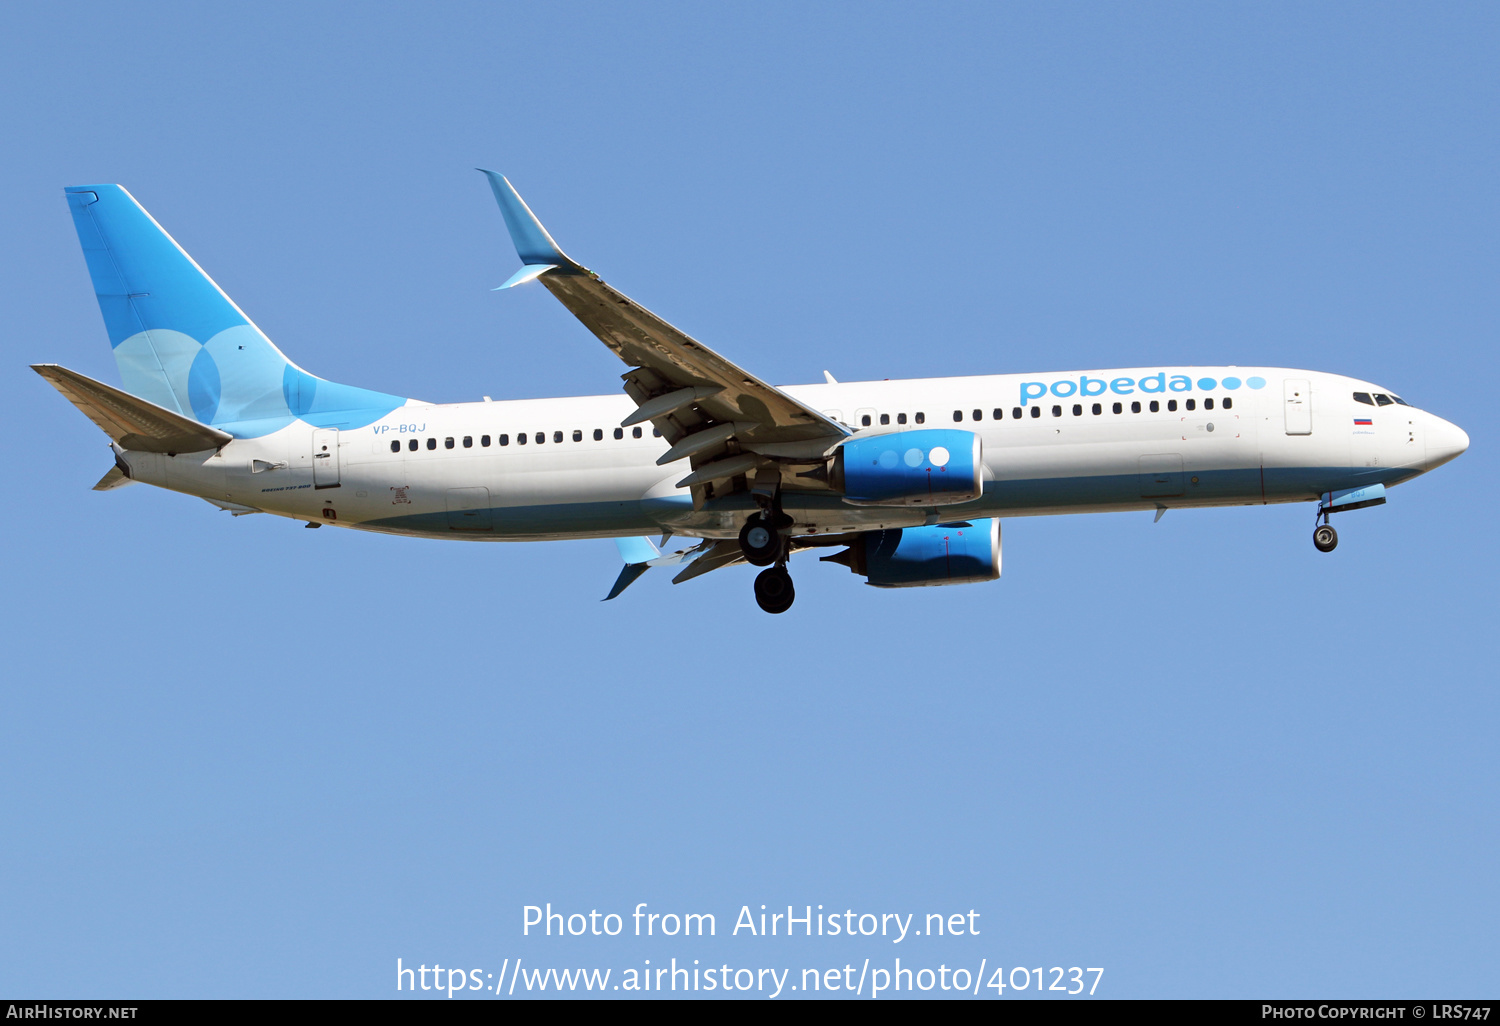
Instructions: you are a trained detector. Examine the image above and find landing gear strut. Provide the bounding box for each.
[754,565,795,614]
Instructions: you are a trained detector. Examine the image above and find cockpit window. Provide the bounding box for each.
[1353,392,1375,406]
[1373,393,1393,406]
[1392,395,1410,406]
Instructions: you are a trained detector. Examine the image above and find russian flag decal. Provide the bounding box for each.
[1354,418,1373,425]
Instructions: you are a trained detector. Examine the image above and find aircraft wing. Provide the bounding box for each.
[481,172,849,505]
[33,363,233,454]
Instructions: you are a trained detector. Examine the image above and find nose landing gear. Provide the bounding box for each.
[1312,502,1338,553]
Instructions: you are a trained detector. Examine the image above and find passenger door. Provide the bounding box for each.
[1284,379,1312,435]
[312,428,340,488]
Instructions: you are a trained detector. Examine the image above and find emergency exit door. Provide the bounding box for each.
[1284,379,1312,435]
[312,428,340,488]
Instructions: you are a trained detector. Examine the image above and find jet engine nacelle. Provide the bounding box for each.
[833,429,982,506]
[822,518,1001,588]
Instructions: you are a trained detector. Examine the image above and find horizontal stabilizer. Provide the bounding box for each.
[33,363,233,453]
[92,465,134,491]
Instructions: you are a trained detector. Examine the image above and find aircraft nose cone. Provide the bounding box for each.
[1425,416,1470,470]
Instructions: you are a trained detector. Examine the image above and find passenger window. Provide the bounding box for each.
[953,410,963,422]
[1353,392,1375,406]
[427,438,437,450]
[1072,404,1082,416]
[443,437,454,449]
[613,427,623,439]
[632,427,643,439]
[897,413,907,425]
[1131,401,1141,413]
[462,436,473,448]
[1149,400,1159,412]
[1029,406,1040,419]
[1185,399,1196,411]
[915,412,925,424]
[572,430,582,442]
[389,440,400,453]
[536,432,545,444]
[880,413,890,426]
[1168,399,1178,412]
[1374,393,1393,406]
[499,434,509,446]
[517,433,527,445]
[1051,405,1062,417]
[1112,402,1122,414]
[593,429,603,441]
[861,414,871,427]
[409,439,418,451]
[972,409,982,421]
[1222,397,1232,409]
[992,408,1003,420]
[1204,398,1214,410]
[554,431,564,443]
[481,435,491,447]
[1012,407,1023,419]
[1092,403,1101,415]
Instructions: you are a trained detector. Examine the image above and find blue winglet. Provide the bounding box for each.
[495,264,559,290]
[478,169,574,270]
[616,536,660,565]
[603,536,661,601]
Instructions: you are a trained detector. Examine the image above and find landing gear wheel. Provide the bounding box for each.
[739,514,780,566]
[753,566,795,614]
[1313,523,1338,553]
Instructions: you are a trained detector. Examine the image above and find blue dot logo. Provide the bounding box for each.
[1197,377,1217,390]
[1247,376,1266,389]
[1222,376,1241,390]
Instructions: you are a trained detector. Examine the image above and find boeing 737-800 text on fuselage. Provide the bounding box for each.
[36,174,1469,612]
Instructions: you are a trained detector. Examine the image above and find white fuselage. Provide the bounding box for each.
[117,366,1468,540]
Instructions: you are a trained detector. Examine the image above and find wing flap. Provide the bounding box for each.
[33,363,233,453]
[538,271,843,442]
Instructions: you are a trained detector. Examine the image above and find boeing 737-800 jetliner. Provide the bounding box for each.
[36,174,1469,612]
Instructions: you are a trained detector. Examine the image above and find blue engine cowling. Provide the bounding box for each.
[836,429,983,506]
[822,519,1001,588]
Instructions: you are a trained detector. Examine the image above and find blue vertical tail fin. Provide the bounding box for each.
[64,185,404,434]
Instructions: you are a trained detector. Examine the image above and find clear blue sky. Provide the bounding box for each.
[2,0,1495,999]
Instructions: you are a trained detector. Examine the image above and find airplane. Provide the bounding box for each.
[35,174,1470,613]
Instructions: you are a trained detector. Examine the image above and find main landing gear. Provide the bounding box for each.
[741,510,796,613]
[738,512,781,566]
[753,565,795,614]
[1313,505,1338,553]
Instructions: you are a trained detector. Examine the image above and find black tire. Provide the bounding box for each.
[753,566,795,614]
[1313,524,1338,553]
[739,514,780,566]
